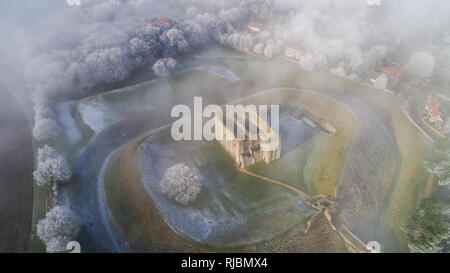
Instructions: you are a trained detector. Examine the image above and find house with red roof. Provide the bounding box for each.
[379,66,405,78]
[247,22,263,33]
[284,46,305,61]
[145,17,173,26]
[425,93,443,126]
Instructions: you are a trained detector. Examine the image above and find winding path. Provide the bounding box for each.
[236,165,372,253]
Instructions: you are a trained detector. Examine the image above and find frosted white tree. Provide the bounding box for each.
[160,28,189,54]
[300,53,327,72]
[358,45,387,76]
[323,40,344,63]
[46,236,71,253]
[425,144,450,186]
[435,47,450,87]
[37,206,81,253]
[330,66,347,77]
[152,58,177,77]
[238,33,255,51]
[34,105,56,121]
[160,163,202,205]
[407,51,435,78]
[129,37,157,66]
[180,21,209,49]
[84,47,130,83]
[33,145,71,187]
[258,31,271,43]
[374,74,388,90]
[346,47,363,71]
[225,32,241,48]
[263,41,282,58]
[348,73,360,81]
[33,118,61,143]
[299,54,315,72]
[404,200,450,253]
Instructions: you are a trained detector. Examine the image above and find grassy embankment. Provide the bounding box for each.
[228,56,430,251]
[296,92,356,197]
[104,134,350,252]
[105,131,313,251]
[382,96,430,251]
[103,88,353,252]
[104,136,209,252]
[247,90,356,197]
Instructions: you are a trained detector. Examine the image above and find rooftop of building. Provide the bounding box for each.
[216,106,279,141]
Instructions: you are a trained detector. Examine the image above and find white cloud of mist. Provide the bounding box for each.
[1,0,450,109]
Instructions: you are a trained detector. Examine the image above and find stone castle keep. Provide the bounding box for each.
[215,108,281,169]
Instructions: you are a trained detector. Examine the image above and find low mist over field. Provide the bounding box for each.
[0,0,449,107]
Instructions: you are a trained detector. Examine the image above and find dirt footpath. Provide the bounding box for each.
[0,90,33,253]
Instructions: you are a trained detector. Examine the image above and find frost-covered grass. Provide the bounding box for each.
[137,131,315,248]
[234,89,356,198]
[55,102,82,144]
[53,102,94,167]
[129,88,354,248]
[193,66,240,82]
[56,44,429,251]
[55,61,237,166]
[249,128,316,194]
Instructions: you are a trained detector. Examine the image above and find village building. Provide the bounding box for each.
[145,17,173,26]
[284,46,305,61]
[247,22,263,33]
[425,93,443,127]
[215,108,281,169]
[378,65,405,78]
[374,65,405,90]
[251,42,265,55]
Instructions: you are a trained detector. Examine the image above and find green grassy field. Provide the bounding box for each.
[249,139,314,194]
